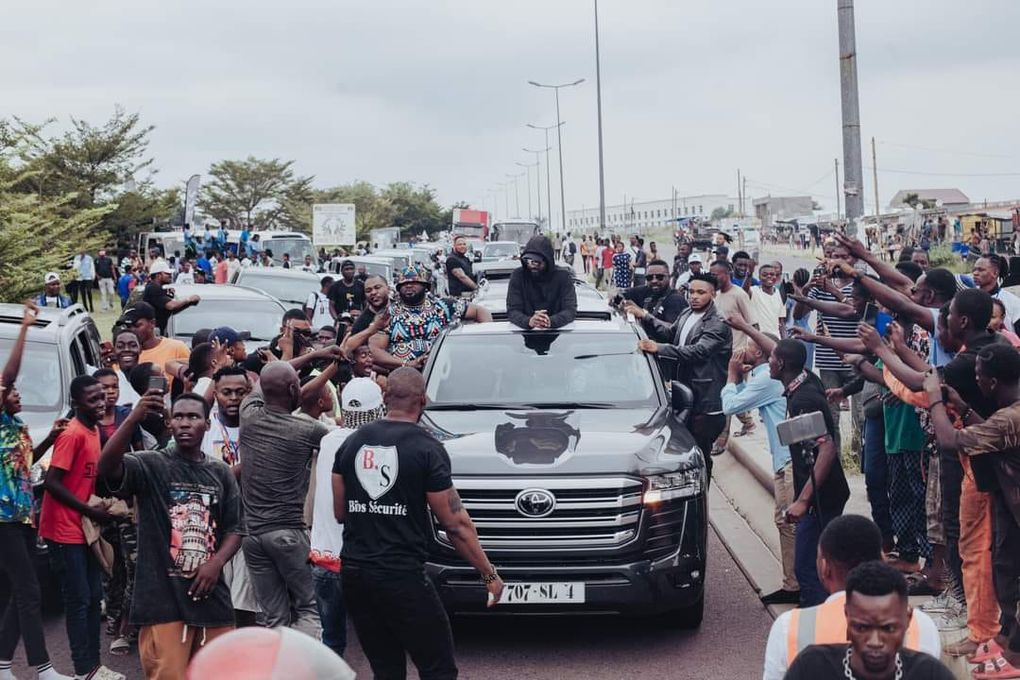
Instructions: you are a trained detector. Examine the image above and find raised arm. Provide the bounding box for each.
[724,314,776,357]
[99,392,165,483]
[835,262,931,330]
[833,232,913,293]
[2,302,37,388]
[789,293,858,319]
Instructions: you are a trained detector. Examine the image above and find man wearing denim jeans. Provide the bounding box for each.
[312,378,387,657]
[718,320,798,605]
[39,376,124,680]
[239,362,329,637]
[769,340,850,608]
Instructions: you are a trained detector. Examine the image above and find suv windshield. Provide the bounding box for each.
[426,332,658,408]
[171,300,283,341]
[0,339,62,412]
[483,243,518,259]
[264,238,315,263]
[237,272,318,305]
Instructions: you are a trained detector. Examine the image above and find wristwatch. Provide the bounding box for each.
[480,569,500,584]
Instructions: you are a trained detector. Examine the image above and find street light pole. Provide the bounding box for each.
[526,123,563,233]
[528,79,584,233]
[522,148,549,225]
[594,0,607,233]
[516,161,537,220]
[506,173,523,217]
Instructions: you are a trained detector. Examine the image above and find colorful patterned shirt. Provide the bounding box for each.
[387,295,466,362]
[0,413,36,524]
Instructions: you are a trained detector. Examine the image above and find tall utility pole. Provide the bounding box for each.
[834,159,842,219]
[526,123,562,232]
[871,136,880,218]
[594,0,607,233]
[523,146,550,225]
[529,79,584,233]
[736,169,742,217]
[837,0,865,234]
[742,176,748,218]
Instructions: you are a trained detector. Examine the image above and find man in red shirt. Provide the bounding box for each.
[39,376,123,680]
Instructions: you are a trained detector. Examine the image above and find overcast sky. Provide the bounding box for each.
[4,0,1019,220]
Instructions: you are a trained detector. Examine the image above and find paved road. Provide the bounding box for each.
[10,530,774,679]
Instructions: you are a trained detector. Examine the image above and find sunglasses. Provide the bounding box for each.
[647,274,668,281]
[522,256,543,266]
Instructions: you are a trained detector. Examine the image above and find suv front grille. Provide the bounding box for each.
[435,477,643,552]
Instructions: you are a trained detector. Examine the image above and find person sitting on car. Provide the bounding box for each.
[369,265,491,371]
[506,235,577,330]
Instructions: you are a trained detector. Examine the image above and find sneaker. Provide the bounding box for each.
[109,636,131,656]
[932,604,968,632]
[920,591,954,614]
[760,588,801,605]
[76,667,126,680]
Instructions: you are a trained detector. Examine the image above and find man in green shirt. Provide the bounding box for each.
[876,359,930,573]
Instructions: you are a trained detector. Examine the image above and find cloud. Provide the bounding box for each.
[3,0,1017,218]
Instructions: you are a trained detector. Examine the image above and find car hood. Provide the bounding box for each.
[420,407,700,476]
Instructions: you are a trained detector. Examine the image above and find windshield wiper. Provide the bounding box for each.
[573,352,637,360]
[426,403,535,411]
[519,402,616,409]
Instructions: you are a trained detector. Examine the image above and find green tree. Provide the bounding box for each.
[382,182,446,238]
[101,186,181,248]
[7,107,154,208]
[199,156,313,228]
[710,206,735,221]
[0,120,114,301]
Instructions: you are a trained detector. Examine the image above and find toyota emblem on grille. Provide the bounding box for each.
[515,488,556,518]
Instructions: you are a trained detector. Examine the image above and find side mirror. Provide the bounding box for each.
[671,381,693,422]
[474,251,482,263]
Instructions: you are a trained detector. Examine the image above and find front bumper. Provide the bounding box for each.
[426,492,708,616]
[427,546,704,616]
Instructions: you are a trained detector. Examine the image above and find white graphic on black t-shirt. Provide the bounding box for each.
[354,445,399,500]
[168,487,217,577]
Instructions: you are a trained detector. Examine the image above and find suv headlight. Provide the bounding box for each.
[643,469,702,505]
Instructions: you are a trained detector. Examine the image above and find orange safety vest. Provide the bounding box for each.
[786,593,922,665]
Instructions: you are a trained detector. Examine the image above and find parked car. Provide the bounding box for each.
[369,249,413,272]
[420,317,706,626]
[346,256,394,284]
[232,267,321,309]
[163,284,287,345]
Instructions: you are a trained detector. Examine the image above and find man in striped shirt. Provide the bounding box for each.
[791,241,861,454]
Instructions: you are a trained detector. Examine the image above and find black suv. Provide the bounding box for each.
[420,318,707,627]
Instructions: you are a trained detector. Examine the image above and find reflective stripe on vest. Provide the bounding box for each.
[786,593,922,664]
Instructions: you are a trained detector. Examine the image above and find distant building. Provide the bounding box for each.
[753,196,815,225]
[567,194,735,234]
[888,188,970,210]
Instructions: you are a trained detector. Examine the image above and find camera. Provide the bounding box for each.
[776,411,828,447]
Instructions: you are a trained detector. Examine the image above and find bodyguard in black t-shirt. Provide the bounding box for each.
[445,235,478,298]
[332,368,503,678]
[769,338,849,607]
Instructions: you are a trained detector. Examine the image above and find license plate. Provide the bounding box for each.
[500,582,586,604]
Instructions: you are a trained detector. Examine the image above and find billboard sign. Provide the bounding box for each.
[312,203,357,246]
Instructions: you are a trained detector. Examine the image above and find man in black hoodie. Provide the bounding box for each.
[507,235,578,330]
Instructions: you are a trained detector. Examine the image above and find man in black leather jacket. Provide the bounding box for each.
[630,271,732,478]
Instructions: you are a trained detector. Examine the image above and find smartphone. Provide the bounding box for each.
[148,375,168,394]
[864,302,879,326]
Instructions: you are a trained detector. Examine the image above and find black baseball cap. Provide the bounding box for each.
[120,301,155,324]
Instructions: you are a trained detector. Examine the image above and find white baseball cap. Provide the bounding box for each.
[44,272,61,283]
[341,378,383,412]
[149,260,172,275]
[688,254,703,264]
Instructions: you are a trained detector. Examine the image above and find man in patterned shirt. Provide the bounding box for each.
[369,266,491,371]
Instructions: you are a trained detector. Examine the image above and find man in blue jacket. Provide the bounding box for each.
[34,272,73,309]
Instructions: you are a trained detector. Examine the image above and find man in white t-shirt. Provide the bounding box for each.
[305,276,335,330]
[312,378,386,657]
[748,262,786,339]
[199,365,260,623]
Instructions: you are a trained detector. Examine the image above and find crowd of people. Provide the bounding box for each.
[5,222,1020,679]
